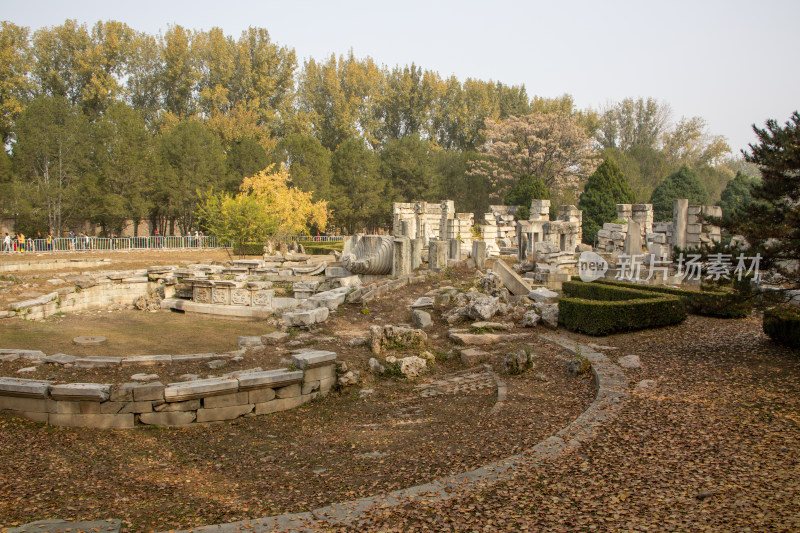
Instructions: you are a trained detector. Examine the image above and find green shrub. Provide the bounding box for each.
[763,307,800,349]
[559,281,686,336]
[590,278,752,318]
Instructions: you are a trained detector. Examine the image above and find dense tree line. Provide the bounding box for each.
[0,20,757,238]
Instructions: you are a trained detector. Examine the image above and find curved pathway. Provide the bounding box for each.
[170,335,629,532]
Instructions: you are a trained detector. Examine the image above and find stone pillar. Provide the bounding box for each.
[449,238,461,261]
[472,240,486,270]
[440,200,454,241]
[429,240,448,272]
[623,219,643,256]
[519,233,530,261]
[392,237,411,277]
[411,238,423,270]
[672,199,688,250]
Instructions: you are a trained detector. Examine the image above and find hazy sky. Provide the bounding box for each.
[3,0,798,153]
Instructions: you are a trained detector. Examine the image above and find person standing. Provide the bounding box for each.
[2,233,10,252]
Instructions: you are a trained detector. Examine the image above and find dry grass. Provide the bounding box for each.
[0,309,271,357]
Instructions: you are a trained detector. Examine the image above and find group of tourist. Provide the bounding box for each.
[2,231,55,252]
[2,229,212,253]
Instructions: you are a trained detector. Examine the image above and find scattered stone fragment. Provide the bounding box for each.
[505,349,534,375]
[470,321,512,331]
[410,296,435,309]
[521,310,540,328]
[466,295,500,321]
[358,451,388,459]
[207,359,228,369]
[358,388,375,397]
[44,353,77,365]
[17,367,36,374]
[262,331,289,345]
[412,309,433,329]
[618,354,642,369]
[368,357,386,375]
[179,374,200,381]
[636,379,657,391]
[131,373,160,382]
[527,287,560,304]
[238,335,264,348]
[399,356,427,378]
[347,337,369,347]
[534,303,559,329]
[338,370,360,387]
[460,348,489,366]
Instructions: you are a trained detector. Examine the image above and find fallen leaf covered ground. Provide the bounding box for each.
[350,314,800,532]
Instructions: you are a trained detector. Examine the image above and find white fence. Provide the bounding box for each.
[1,236,229,253]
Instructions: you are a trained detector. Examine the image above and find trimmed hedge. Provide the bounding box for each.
[587,278,752,318]
[763,307,800,349]
[559,281,687,336]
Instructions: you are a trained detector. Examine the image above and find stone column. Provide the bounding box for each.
[392,237,411,277]
[519,233,530,261]
[411,238,423,270]
[449,238,461,261]
[472,240,487,270]
[672,199,688,250]
[623,219,643,256]
[429,240,448,272]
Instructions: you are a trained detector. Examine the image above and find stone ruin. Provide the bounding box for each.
[392,199,583,260]
[596,200,722,259]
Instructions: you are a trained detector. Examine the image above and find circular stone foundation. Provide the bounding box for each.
[72,336,107,346]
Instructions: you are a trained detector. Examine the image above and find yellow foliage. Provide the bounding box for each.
[239,164,329,236]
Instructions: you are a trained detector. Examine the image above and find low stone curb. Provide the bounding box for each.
[165,334,630,532]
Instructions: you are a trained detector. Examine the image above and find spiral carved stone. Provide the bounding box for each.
[341,235,394,275]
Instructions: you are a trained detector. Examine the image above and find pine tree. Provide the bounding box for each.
[722,112,800,287]
[504,174,550,220]
[649,165,709,221]
[578,158,635,244]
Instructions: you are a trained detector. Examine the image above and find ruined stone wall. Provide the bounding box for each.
[392,202,443,244]
[0,351,336,429]
[596,201,722,257]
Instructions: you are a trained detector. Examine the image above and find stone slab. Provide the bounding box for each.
[0,377,51,398]
[8,519,122,533]
[195,404,253,423]
[237,369,303,390]
[49,413,134,429]
[164,378,238,402]
[203,391,250,409]
[254,395,310,415]
[75,356,123,368]
[121,355,171,366]
[0,395,53,412]
[492,259,531,296]
[248,388,277,404]
[291,350,337,369]
[304,365,336,382]
[49,383,111,402]
[139,411,197,426]
[0,349,46,361]
[132,382,165,402]
[276,383,301,399]
[153,399,201,412]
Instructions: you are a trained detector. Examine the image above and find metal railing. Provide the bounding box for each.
[0,236,230,253]
[277,235,346,243]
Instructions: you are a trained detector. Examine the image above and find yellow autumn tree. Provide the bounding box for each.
[198,164,329,255]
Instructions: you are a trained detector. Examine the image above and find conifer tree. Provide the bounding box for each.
[578,158,635,244]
